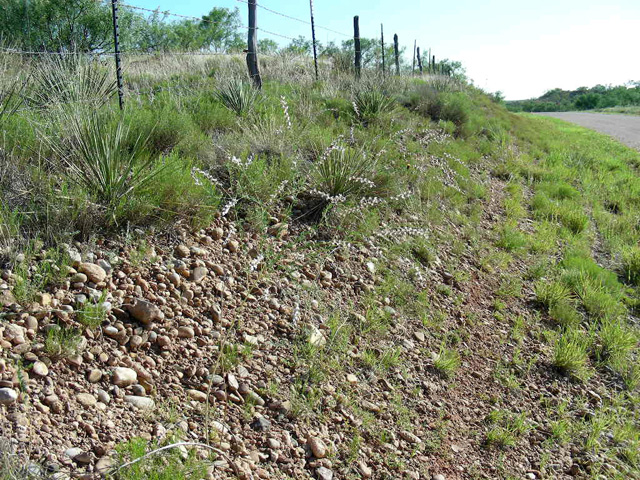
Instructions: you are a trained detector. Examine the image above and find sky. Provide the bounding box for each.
[129,0,640,100]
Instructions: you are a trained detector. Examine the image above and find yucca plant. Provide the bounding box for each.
[214,79,259,116]
[314,143,379,199]
[49,110,158,208]
[30,54,116,108]
[351,88,394,125]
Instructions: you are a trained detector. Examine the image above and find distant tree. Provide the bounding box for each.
[258,38,279,55]
[284,36,312,55]
[574,93,600,110]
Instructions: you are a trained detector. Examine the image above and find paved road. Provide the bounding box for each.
[537,112,640,150]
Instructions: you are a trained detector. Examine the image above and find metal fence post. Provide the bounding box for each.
[110,0,124,110]
[354,16,361,79]
[309,0,319,81]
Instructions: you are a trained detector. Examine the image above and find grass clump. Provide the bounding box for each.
[114,437,209,480]
[485,410,530,449]
[620,245,640,286]
[433,346,460,379]
[552,328,591,381]
[44,326,83,359]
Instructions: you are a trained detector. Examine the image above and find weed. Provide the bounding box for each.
[114,437,209,480]
[433,346,460,379]
[44,326,83,359]
[77,291,108,328]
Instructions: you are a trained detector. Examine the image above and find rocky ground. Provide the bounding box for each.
[0,181,632,480]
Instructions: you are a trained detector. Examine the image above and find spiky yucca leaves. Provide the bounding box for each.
[214,79,259,116]
[50,110,158,207]
[30,54,116,108]
[351,88,394,125]
[314,144,380,200]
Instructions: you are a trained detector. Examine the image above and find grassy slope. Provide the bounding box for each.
[1,54,639,479]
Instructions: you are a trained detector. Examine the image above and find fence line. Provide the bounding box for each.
[3,0,452,111]
[234,0,350,37]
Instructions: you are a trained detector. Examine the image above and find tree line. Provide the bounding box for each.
[507,83,640,112]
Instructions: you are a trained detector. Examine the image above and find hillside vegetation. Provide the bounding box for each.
[0,51,639,480]
[507,83,640,112]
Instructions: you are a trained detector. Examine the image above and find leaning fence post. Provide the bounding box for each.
[380,24,385,77]
[354,16,361,79]
[309,0,319,81]
[416,46,422,74]
[246,0,262,89]
[110,0,124,110]
[393,34,399,75]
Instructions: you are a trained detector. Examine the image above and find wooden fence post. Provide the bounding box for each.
[380,23,385,77]
[416,47,422,74]
[393,33,399,75]
[110,0,124,110]
[412,40,416,75]
[309,0,319,81]
[432,55,436,74]
[246,0,262,89]
[354,16,361,79]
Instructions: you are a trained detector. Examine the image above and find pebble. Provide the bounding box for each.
[188,389,207,402]
[308,436,327,458]
[250,416,271,432]
[112,367,137,387]
[76,393,97,408]
[126,299,164,325]
[358,461,372,478]
[0,388,18,405]
[316,466,333,480]
[178,326,195,339]
[78,263,107,283]
[96,389,110,404]
[432,475,445,480]
[191,267,208,283]
[124,396,155,410]
[32,361,49,377]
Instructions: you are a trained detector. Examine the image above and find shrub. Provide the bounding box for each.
[214,79,259,116]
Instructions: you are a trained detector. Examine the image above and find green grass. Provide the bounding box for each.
[433,346,461,379]
[114,437,210,480]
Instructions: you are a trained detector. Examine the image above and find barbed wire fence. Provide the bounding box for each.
[0,0,452,110]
